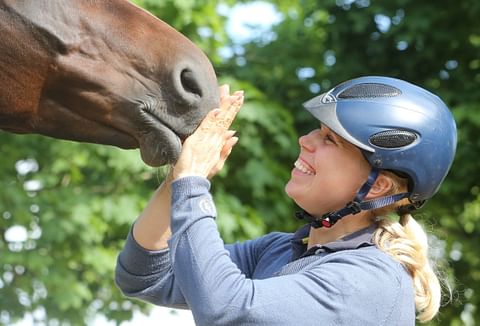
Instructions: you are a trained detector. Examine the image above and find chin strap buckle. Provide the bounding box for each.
[321,217,333,228]
[316,201,362,229]
[346,201,362,215]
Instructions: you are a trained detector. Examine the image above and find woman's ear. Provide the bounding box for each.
[365,174,393,199]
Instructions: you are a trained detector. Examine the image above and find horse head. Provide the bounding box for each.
[0,0,219,166]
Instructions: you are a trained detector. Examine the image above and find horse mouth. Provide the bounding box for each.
[137,109,183,167]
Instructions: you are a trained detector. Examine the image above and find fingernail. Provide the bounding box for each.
[219,85,229,97]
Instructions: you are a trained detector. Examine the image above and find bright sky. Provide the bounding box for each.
[223,1,282,43]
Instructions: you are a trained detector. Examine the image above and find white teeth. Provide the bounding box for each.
[294,159,315,175]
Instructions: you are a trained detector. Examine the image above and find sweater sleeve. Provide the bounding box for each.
[114,227,188,308]
[114,176,275,307]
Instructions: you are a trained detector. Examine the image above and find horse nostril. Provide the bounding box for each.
[180,69,202,98]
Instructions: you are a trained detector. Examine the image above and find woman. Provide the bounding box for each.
[115,77,456,325]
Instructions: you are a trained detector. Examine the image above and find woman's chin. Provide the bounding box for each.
[286,171,310,192]
[284,179,301,201]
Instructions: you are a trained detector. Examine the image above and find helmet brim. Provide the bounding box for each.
[303,93,375,153]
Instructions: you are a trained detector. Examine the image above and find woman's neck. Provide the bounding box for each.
[307,212,373,249]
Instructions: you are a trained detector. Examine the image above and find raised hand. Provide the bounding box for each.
[172,85,244,180]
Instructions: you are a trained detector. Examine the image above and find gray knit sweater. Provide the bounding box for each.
[115,176,415,326]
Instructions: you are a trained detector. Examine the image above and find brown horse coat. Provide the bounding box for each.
[0,0,219,166]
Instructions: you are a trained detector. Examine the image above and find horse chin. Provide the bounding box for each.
[137,122,182,167]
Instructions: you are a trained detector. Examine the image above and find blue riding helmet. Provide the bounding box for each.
[303,76,457,204]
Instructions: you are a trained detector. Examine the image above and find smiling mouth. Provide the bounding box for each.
[294,159,316,175]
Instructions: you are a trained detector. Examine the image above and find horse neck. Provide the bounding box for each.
[0,1,122,133]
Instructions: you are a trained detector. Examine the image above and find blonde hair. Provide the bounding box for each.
[371,171,449,322]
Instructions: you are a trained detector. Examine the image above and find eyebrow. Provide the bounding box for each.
[320,124,343,144]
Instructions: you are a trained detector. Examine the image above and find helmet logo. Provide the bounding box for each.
[321,91,337,104]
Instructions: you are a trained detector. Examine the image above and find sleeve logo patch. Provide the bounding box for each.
[199,197,216,216]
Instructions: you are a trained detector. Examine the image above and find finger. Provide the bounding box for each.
[219,95,234,111]
[197,109,221,131]
[201,108,221,122]
[217,95,244,129]
[209,153,228,179]
[225,96,244,125]
[207,136,238,179]
[208,162,224,179]
[224,130,237,138]
[224,91,243,106]
[232,90,244,97]
[219,89,243,113]
[220,136,239,157]
[219,84,230,102]
[230,93,244,114]
[227,136,239,149]
[200,90,244,133]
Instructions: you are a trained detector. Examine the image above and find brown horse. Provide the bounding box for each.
[0,0,219,166]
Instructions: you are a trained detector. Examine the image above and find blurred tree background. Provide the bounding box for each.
[0,0,479,325]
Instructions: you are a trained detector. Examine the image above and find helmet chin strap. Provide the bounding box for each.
[295,168,410,228]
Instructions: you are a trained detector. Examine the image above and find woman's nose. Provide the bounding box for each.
[299,130,320,152]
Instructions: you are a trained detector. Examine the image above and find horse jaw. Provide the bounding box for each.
[137,120,182,167]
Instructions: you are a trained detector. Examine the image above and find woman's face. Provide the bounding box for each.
[285,124,372,216]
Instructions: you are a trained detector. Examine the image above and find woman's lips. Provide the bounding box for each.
[293,159,316,175]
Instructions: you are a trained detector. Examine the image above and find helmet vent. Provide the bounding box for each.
[369,130,417,148]
[338,83,402,98]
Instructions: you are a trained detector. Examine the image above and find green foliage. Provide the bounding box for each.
[1,0,479,325]
[0,134,158,325]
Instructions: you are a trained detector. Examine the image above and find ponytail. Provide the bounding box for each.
[370,171,449,322]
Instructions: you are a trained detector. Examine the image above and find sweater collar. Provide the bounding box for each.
[290,224,376,261]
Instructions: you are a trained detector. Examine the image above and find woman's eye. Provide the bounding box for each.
[326,135,336,144]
